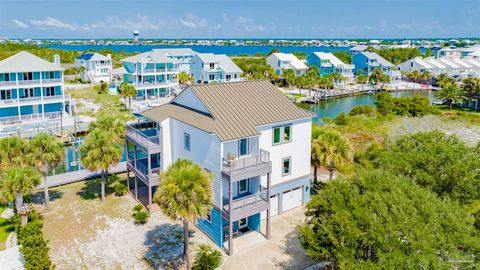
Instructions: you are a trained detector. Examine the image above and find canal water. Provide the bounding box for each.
[55,90,435,174]
[296,90,437,124]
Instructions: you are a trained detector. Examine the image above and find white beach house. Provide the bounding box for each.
[266,53,308,76]
[190,53,242,83]
[74,52,113,83]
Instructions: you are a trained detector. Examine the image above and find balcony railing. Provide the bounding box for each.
[133,80,177,88]
[0,81,16,86]
[222,149,270,175]
[18,79,41,85]
[222,186,269,215]
[126,122,161,149]
[0,111,62,124]
[42,78,62,83]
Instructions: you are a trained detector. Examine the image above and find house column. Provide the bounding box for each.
[147,149,152,212]
[40,72,45,119]
[228,178,233,256]
[126,167,130,191]
[266,172,271,240]
[16,87,21,121]
[134,175,138,200]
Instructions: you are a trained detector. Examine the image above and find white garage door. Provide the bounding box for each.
[270,194,279,217]
[282,187,303,212]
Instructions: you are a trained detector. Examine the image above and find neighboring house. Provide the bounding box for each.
[0,51,73,137]
[151,48,197,73]
[398,57,436,75]
[352,52,401,82]
[265,53,308,76]
[121,50,180,100]
[125,80,314,255]
[74,52,112,83]
[437,47,462,58]
[306,52,354,80]
[349,45,367,55]
[190,53,242,83]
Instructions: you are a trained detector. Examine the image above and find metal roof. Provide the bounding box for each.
[0,51,62,73]
[195,53,242,73]
[361,52,393,67]
[76,52,110,61]
[142,80,314,141]
[121,50,179,63]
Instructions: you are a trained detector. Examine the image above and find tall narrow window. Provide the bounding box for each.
[238,179,248,194]
[283,125,292,143]
[282,157,291,176]
[184,133,191,151]
[273,127,281,144]
[239,138,248,157]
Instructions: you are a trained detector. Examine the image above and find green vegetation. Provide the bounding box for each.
[299,169,480,269]
[154,159,213,270]
[177,72,195,85]
[132,206,150,224]
[332,51,352,64]
[435,83,467,110]
[0,42,79,63]
[119,82,137,111]
[366,46,423,64]
[192,244,223,270]
[15,209,53,270]
[292,51,306,60]
[0,204,14,250]
[403,70,432,83]
[113,181,128,196]
[232,57,278,80]
[64,66,84,75]
[375,92,435,116]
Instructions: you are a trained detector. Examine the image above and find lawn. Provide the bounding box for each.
[34,174,214,269]
[67,86,134,121]
[0,204,15,251]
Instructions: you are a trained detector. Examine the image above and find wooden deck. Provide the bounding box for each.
[37,161,127,189]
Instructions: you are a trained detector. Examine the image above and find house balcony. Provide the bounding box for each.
[126,158,160,186]
[222,186,269,221]
[0,94,66,108]
[0,111,62,125]
[222,149,271,182]
[132,80,177,89]
[126,121,161,152]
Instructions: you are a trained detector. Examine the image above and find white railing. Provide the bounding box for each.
[126,122,161,148]
[223,186,268,213]
[0,111,62,124]
[222,149,270,174]
[18,79,41,85]
[0,81,16,86]
[133,80,176,88]
[42,78,62,83]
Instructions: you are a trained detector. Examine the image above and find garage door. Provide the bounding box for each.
[282,187,303,212]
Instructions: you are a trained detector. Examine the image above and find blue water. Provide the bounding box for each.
[296,90,436,124]
[46,44,352,55]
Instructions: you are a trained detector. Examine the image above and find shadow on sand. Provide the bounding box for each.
[274,229,314,270]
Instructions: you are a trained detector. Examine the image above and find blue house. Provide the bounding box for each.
[306,52,355,81]
[0,51,72,136]
[352,52,401,81]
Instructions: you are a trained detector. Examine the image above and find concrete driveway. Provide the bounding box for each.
[222,207,313,270]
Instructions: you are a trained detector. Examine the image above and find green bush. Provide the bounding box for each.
[15,209,53,270]
[349,105,377,116]
[333,112,349,125]
[192,244,223,270]
[375,92,435,117]
[133,209,150,224]
[95,81,108,94]
[107,174,120,185]
[113,182,128,196]
[133,204,143,212]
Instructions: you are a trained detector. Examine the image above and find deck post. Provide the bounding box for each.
[228,178,233,255]
[148,149,152,212]
[266,172,271,240]
[134,176,138,200]
[126,168,130,191]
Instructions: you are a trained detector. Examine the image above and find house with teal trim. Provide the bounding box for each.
[306,52,355,81]
[352,52,401,81]
[266,53,308,76]
[0,51,73,137]
[125,80,313,255]
[121,50,180,100]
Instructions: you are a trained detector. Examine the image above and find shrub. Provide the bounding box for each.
[375,92,435,117]
[95,81,108,94]
[15,209,53,270]
[192,244,223,270]
[113,182,128,196]
[107,174,120,185]
[333,112,349,125]
[133,210,150,224]
[133,204,143,212]
[349,105,376,116]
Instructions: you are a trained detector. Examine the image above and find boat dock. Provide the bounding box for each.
[37,161,127,189]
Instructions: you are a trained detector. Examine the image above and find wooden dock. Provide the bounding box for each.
[37,161,127,189]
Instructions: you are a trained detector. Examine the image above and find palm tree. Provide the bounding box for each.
[176,72,195,85]
[28,133,64,209]
[80,129,122,202]
[356,73,369,91]
[312,129,350,181]
[153,159,212,270]
[369,68,389,91]
[283,69,296,90]
[421,70,432,83]
[434,82,467,110]
[119,82,137,111]
[89,116,126,143]
[436,73,455,88]
[0,166,40,225]
[0,136,27,174]
[311,126,323,185]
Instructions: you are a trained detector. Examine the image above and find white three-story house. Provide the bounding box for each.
[121,50,180,100]
[190,53,242,83]
[0,51,72,137]
[125,80,313,255]
[74,52,113,83]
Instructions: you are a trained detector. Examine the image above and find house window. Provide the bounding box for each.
[273,127,281,144]
[184,133,190,151]
[283,124,291,143]
[0,90,11,100]
[238,179,248,194]
[239,217,248,228]
[226,74,231,81]
[238,138,248,157]
[209,74,215,81]
[23,88,34,98]
[205,210,212,223]
[45,87,55,96]
[234,74,237,79]
[209,63,215,69]
[282,157,291,176]
[23,72,33,81]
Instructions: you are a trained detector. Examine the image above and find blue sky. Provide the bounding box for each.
[1,0,479,39]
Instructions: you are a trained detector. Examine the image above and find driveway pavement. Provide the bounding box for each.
[222,207,313,270]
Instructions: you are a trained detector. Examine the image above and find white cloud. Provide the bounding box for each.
[178,14,208,28]
[12,19,29,29]
[235,16,266,32]
[91,15,163,31]
[29,17,77,31]
[222,13,229,23]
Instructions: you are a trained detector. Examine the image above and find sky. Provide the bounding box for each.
[1,0,479,39]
